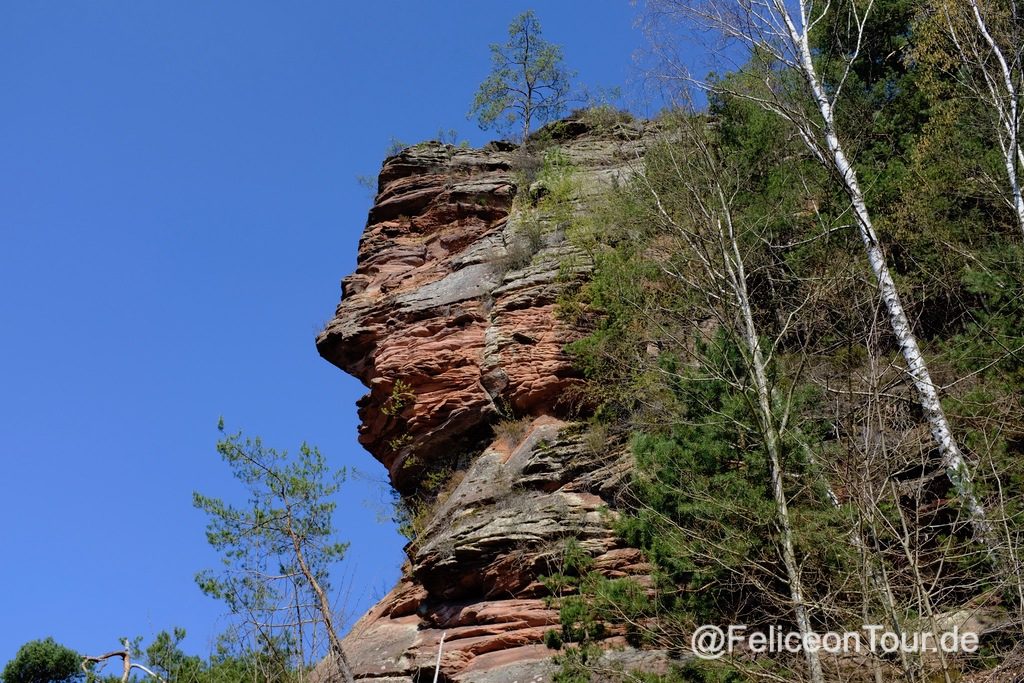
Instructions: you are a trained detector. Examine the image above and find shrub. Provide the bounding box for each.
[494,416,532,447]
[3,638,81,683]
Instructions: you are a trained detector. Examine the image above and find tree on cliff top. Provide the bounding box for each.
[469,10,574,141]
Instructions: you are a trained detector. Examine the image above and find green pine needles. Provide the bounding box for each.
[193,421,350,675]
[469,11,574,141]
[2,638,81,683]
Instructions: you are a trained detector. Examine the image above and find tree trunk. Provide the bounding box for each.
[775,0,993,547]
[725,207,826,683]
[966,0,1024,237]
[287,512,356,683]
[642,159,826,682]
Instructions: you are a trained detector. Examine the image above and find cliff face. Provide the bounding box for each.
[316,119,661,682]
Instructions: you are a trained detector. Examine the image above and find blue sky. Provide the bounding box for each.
[0,1,652,666]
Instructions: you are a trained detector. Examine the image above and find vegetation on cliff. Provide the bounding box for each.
[539,0,1024,680]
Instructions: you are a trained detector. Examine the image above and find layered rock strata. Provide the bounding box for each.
[316,118,663,681]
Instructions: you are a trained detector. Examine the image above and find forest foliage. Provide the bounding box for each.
[540,0,1024,680]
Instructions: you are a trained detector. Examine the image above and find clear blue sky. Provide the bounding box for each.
[0,1,652,666]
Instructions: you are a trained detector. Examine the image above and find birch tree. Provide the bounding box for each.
[936,0,1024,236]
[644,0,994,548]
[633,120,827,683]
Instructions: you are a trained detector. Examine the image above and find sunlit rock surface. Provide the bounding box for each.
[315,117,668,682]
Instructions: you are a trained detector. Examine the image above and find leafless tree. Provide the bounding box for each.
[642,0,994,550]
[82,641,165,683]
[629,114,826,682]
[938,0,1024,236]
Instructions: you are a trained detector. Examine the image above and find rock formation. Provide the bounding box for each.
[316,117,664,682]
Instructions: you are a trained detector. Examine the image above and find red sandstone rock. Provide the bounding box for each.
[317,140,588,493]
[315,120,663,682]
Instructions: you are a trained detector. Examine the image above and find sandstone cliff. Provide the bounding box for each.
[316,117,663,682]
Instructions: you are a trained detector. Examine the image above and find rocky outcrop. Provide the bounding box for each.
[316,117,665,681]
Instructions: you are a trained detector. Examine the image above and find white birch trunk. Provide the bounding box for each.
[724,212,826,683]
[773,0,993,546]
[642,159,825,683]
[966,0,1024,236]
